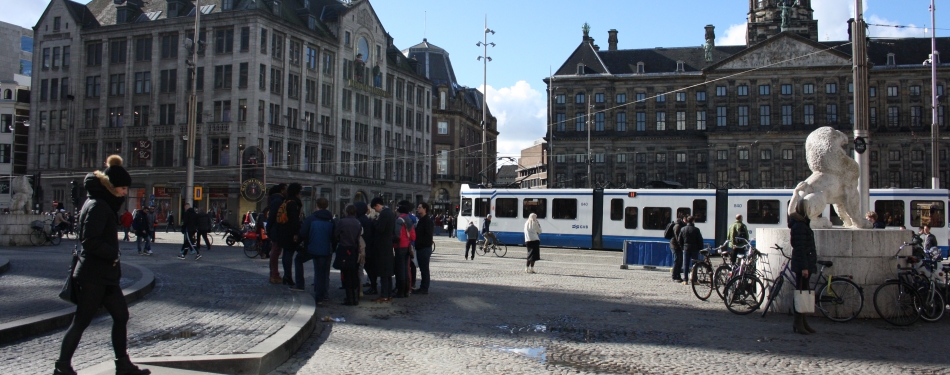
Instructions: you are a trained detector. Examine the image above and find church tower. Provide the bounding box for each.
[746,0,818,45]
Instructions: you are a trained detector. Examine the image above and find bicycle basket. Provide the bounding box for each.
[30,220,45,230]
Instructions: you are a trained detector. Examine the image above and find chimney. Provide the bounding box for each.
[607,29,618,51]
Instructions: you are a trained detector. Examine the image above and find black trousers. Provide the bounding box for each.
[59,281,129,362]
[197,230,212,249]
[466,240,477,259]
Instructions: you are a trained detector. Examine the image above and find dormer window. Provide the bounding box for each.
[576,63,585,75]
[272,0,280,15]
[222,0,233,10]
[308,16,316,30]
[887,53,895,66]
[636,62,644,74]
[117,8,128,23]
[167,2,178,17]
[676,61,684,72]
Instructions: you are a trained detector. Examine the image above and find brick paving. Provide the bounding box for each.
[272,236,950,375]
[0,232,301,375]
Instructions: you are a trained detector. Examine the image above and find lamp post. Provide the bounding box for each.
[477,16,495,186]
[587,98,592,189]
[852,0,870,214]
[928,0,940,189]
[184,0,201,209]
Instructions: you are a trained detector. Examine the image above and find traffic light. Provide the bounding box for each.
[70,180,79,208]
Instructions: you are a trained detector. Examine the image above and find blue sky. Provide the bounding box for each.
[5,0,947,158]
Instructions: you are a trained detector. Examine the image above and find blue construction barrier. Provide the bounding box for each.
[622,240,674,268]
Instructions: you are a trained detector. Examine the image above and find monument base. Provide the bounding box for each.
[0,214,52,246]
[756,228,912,319]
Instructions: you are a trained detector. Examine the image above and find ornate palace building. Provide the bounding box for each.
[30,0,432,222]
[547,0,949,190]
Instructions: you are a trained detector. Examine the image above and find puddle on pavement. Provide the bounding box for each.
[496,324,547,334]
[494,346,546,363]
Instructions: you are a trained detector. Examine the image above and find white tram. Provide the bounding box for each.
[456,185,949,256]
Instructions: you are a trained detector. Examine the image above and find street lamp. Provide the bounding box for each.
[184,0,203,208]
[477,16,495,186]
[924,0,940,188]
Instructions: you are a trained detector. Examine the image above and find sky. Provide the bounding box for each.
[4,0,947,161]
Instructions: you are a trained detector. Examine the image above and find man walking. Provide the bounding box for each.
[465,221,479,260]
[726,214,750,264]
[147,207,157,242]
[178,203,200,260]
[165,211,175,232]
[294,197,334,304]
[133,208,152,255]
[369,197,395,303]
[413,202,434,295]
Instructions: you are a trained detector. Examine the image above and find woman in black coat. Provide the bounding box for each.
[788,202,818,335]
[55,156,150,375]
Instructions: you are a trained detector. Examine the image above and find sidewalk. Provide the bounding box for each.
[0,232,316,375]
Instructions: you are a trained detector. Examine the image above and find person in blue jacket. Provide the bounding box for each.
[293,197,335,303]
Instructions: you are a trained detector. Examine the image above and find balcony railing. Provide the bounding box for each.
[154,125,174,136]
[103,127,123,139]
[78,129,97,140]
[320,134,335,144]
[128,126,148,138]
[269,123,285,137]
[208,122,231,135]
[305,131,319,142]
[288,128,303,140]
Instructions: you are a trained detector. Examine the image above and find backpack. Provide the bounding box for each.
[737,224,749,241]
[196,212,212,232]
[663,221,676,240]
[132,211,145,231]
[276,200,290,224]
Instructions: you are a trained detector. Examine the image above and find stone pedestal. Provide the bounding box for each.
[0,214,51,246]
[756,228,911,319]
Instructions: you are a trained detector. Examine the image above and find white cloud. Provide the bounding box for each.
[480,80,547,160]
[814,1,927,40]
[717,23,747,46]
[865,14,928,38]
[2,0,49,29]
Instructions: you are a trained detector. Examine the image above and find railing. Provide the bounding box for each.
[78,128,97,140]
[208,122,231,135]
[154,125,174,136]
[269,123,285,137]
[288,128,303,140]
[103,127,123,139]
[128,126,148,137]
[178,123,202,135]
[305,131,319,142]
[320,134,335,144]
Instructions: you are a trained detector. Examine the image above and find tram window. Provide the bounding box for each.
[676,207,691,220]
[610,199,624,221]
[461,198,472,216]
[829,205,844,226]
[643,207,672,230]
[624,207,639,229]
[552,199,577,220]
[522,198,547,219]
[747,199,780,224]
[874,200,905,227]
[474,198,491,217]
[911,200,945,228]
[693,200,707,223]
[495,198,518,218]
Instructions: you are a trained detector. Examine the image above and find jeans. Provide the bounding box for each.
[683,250,699,282]
[394,247,411,296]
[416,247,432,291]
[295,252,331,300]
[281,245,297,283]
[122,227,130,241]
[466,240,477,259]
[59,281,129,363]
[269,242,282,278]
[671,246,683,280]
[136,231,150,252]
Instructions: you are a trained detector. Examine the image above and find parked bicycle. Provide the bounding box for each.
[712,238,749,301]
[872,236,933,326]
[761,244,864,322]
[689,242,731,301]
[476,239,507,257]
[722,243,767,315]
[30,219,63,246]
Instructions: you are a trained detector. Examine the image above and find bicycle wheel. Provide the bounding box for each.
[713,264,732,301]
[479,244,491,256]
[761,276,785,318]
[873,281,921,326]
[691,262,714,301]
[63,229,74,240]
[226,235,236,247]
[724,274,766,315]
[816,278,864,322]
[30,229,46,246]
[244,240,259,258]
[494,243,507,258]
[918,287,946,322]
[432,242,436,254]
[49,231,62,245]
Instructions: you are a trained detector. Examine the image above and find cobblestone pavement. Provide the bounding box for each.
[0,245,140,324]
[272,236,950,375]
[0,232,301,375]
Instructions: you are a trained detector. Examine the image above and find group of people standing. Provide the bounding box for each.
[262,185,436,305]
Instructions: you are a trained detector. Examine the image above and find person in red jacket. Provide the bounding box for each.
[120,210,133,241]
[393,205,416,298]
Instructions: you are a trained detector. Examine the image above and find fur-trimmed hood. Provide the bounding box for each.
[84,171,124,212]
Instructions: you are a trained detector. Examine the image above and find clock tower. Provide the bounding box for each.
[746,0,818,45]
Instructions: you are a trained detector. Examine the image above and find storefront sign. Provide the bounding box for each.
[335,175,386,186]
[154,186,178,197]
[240,178,265,202]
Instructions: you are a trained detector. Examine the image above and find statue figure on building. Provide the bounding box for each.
[780,0,800,31]
[788,127,872,229]
[10,176,33,214]
[703,25,716,63]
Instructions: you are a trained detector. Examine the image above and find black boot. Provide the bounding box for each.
[342,288,353,305]
[363,286,378,295]
[350,288,360,306]
[115,356,151,375]
[53,361,77,375]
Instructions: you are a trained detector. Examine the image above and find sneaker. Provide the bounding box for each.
[195,254,202,261]
[289,286,305,292]
[177,255,186,260]
[146,251,153,256]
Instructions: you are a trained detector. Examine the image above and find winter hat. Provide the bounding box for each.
[103,155,132,188]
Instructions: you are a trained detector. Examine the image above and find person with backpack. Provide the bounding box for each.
[274,184,302,285]
[265,184,287,284]
[195,210,213,252]
[133,209,152,255]
[726,214,750,264]
[667,214,686,283]
[393,204,416,298]
[294,197,334,303]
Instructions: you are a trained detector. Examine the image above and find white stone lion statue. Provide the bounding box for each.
[9,176,33,214]
[788,127,871,229]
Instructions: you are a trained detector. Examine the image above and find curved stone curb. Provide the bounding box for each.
[125,293,319,375]
[0,262,156,345]
[0,256,9,274]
